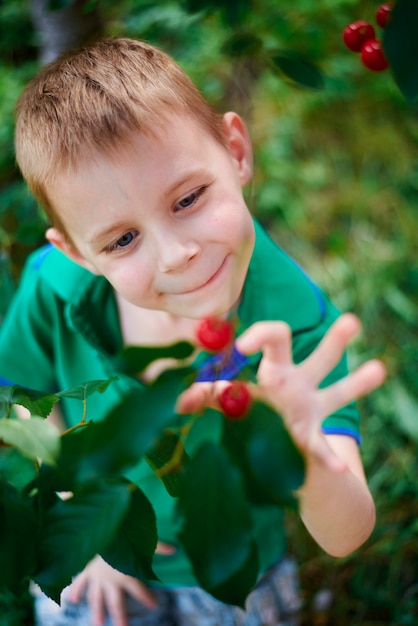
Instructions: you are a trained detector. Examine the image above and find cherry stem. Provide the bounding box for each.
[156,412,202,478]
[62,420,92,437]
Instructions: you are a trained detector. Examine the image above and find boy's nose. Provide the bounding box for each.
[155,233,200,273]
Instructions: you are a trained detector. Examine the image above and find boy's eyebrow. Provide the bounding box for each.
[164,168,208,198]
[87,221,128,245]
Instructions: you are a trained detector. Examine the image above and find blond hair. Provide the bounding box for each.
[15,37,225,231]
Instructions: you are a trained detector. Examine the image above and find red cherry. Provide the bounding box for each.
[376,2,393,29]
[361,39,389,71]
[196,317,234,352]
[342,21,376,52]
[219,382,251,419]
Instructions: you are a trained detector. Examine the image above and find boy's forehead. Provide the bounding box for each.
[81,113,219,169]
[50,115,224,204]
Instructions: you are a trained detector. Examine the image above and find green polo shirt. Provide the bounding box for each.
[0,219,360,586]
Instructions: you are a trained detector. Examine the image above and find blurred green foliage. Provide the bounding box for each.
[0,0,417,623]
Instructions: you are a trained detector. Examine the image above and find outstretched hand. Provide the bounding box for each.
[177,313,386,471]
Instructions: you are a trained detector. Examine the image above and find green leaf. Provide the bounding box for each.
[185,0,250,25]
[49,367,193,487]
[387,381,418,442]
[0,447,37,492]
[384,286,418,323]
[0,385,59,419]
[207,539,259,608]
[221,31,263,58]
[222,401,305,506]
[33,448,77,497]
[47,0,75,10]
[270,51,324,90]
[57,377,118,401]
[383,0,418,103]
[112,342,194,377]
[145,431,190,497]
[0,418,60,465]
[0,479,38,593]
[178,442,258,604]
[34,480,131,602]
[102,485,158,582]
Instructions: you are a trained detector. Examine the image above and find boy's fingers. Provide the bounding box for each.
[123,579,157,610]
[176,381,229,414]
[236,321,292,364]
[66,576,85,603]
[88,586,106,626]
[301,313,361,385]
[102,587,127,626]
[155,541,176,555]
[176,383,212,414]
[318,359,386,417]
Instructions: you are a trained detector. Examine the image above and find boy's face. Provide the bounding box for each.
[47,112,255,319]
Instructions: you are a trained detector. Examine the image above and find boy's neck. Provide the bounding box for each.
[115,292,198,348]
[115,293,201,384]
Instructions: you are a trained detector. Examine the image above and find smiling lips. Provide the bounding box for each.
[178,256,228,295]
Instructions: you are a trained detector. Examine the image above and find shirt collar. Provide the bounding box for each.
[239,220,325,334]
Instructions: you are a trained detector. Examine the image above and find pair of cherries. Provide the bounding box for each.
[342,2,393,72]
[196,317,251,419]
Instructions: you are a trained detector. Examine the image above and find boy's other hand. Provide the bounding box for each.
[66,544,174,626]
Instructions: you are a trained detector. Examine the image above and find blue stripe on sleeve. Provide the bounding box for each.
[321,426,361,445]
[0,376,14,386]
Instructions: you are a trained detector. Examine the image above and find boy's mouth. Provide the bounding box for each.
[178,256,229,295]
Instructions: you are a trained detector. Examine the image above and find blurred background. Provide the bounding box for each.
[0,0,417,624]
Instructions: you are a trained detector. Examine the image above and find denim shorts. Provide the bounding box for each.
[32,556,302,626]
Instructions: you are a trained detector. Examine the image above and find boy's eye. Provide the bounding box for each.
[107,230,138,252]
[117,232,135,247]
[175,187,205,212]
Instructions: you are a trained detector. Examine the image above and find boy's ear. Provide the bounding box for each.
[46,227,101,275]
[222,112,253,186]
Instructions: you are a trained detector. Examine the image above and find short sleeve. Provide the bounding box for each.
[0,248,61,392]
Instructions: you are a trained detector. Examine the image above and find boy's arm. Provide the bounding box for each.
[297,434,375,557]
[236,314,384,556]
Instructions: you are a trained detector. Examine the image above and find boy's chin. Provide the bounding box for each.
[178,295,242,321]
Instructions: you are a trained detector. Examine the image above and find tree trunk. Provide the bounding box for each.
[30,0,104,64]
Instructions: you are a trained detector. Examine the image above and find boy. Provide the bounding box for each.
[0,38,385,626]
